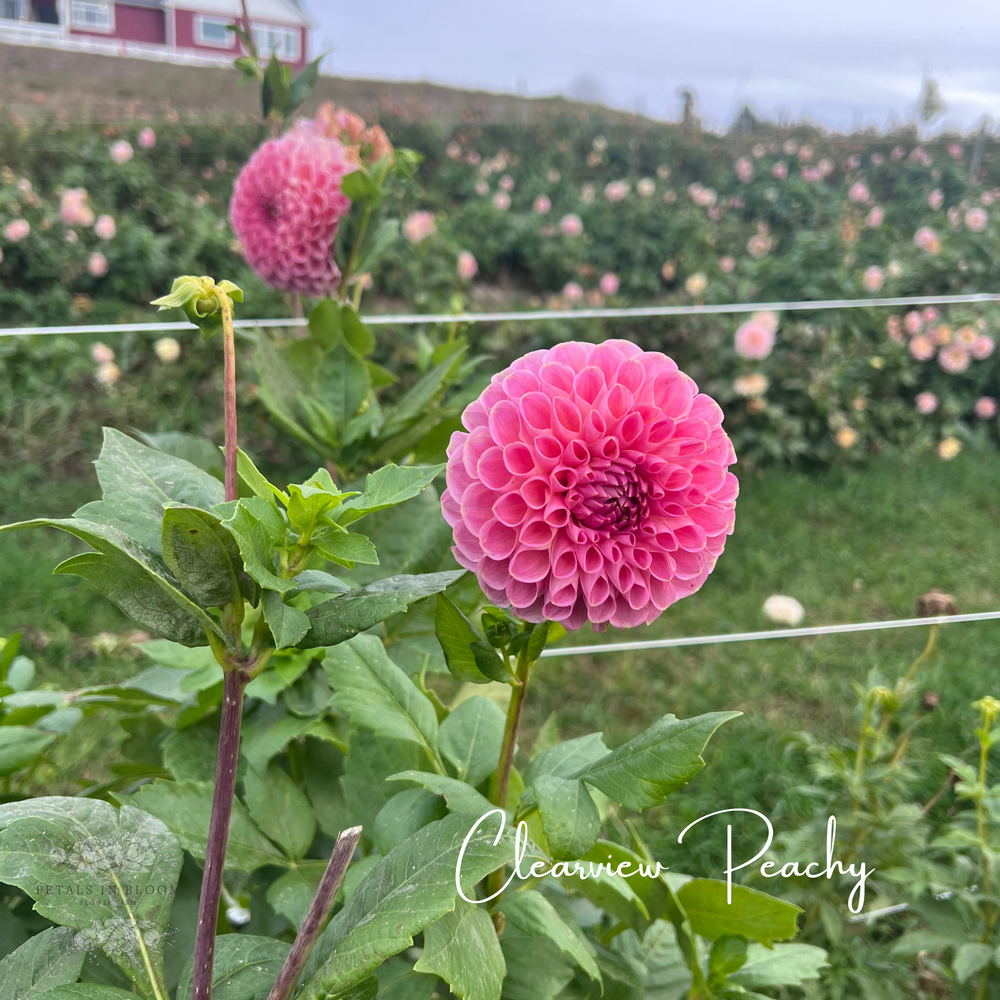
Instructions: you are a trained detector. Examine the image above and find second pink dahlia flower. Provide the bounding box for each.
[441,340,738,630]
[230,124,353,298]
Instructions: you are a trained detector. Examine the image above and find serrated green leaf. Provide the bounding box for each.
[304,813,513,995]
[338,464,445,526]
[0,519,223,647]
[221,496,290,593]
[439,696,505,785]
[315,531,379,568]
[236,448,287,505]
[532,775,600,860]
[161,505,252,608]
[727,943,828,989]
[117,780,287,872]
[387,771,493,816]
[575,712,740,810]
[323,635,439,762]
[501,890,601,983]
[175,933,289,1000]
[414,898,504,1000]
[262,590,311,649]
[301,571,465,647]
[373,788,448,854]
[75,428,224,556]
[0,927,85,999]
[676,880,801,947]
[0,798,180,997]
[244,760,316,860]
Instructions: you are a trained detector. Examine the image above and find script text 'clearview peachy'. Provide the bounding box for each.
[455,807,875,913]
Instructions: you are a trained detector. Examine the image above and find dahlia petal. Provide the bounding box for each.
[494,491,529,526]
[574,366,606,405]
[488,400,522,444]
[521,392,553,430]
[509,548,551,583]
[481,519,518,560]
[479,448,514,490]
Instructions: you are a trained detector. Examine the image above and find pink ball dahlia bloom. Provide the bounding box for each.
[230,124,352,298]
[441,340,738,630]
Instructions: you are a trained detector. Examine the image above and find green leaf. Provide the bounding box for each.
[317,342,371,434]
[262,591,311,649]
[356,219,400,278]
[261,51,291,117]
[175,934,289,1000]
[237,448,287,505]
[500,890,601,983]
[302,571,465,647]
[0,519,223,648]
[244,760,316,860]
[531,775,600,860]
[341,306,376,356]
[414,899,505,1000]
[323,635,439,760]
[161,724,218,782]
[75,428,224,556]
[727,943,828,989]
[340,731,424,830]
[525,733,610,784]
[304,812,513,995]
[254,335,324,455]
[387,771,493,816]
[0,927,85,999]
[289,570,351,596]
[434,595,495,684]
[241,711,318,774]
[498,926,575,1000]
[118,780,287,872]
[221,496,291,593]
[526,621,567,663]
[373,788,448,854]
[341,169,384,207]
[439,696,505,785]
[132,430,225,482]
[266,862,327,930]
[574,712,740,810]
[377,958,435,1000]
[308,297,342,347]
[338,465,446,526]
[161,505,252,608]
[314,531,379,568]
[288,55,322,109]
[0,727,58,776]
[0,798,181,996]
[379,350,466,441]
[326,975,379,1000]
[708,934,748,984]
[953,942,995,984]
[676,880,801,947]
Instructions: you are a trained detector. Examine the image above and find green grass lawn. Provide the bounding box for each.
[2,449,999,867]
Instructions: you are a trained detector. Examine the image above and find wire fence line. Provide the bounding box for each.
[540,611,1000,658]
[2,291,999,339]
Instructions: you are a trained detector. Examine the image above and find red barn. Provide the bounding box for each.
[1,0,311,69]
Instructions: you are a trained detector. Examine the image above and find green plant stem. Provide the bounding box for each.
[490,644,532,810]
[268,825,363,1000]
[902,623,938,690]
[975,717,997,1000]
[339,204,372,301]
[220,296,238,504]
[191,665,247,1000]
[854,698,873,791]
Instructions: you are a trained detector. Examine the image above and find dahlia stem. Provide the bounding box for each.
[490,642,532,810]
[191,666,247,1000]
[339,203,372,302]
[220,296,238,504]
[267,825,363,1000]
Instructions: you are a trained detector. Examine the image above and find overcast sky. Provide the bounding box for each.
[307,0,1000,133]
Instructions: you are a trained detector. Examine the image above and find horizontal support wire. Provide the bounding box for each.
[2,291,999,339]
[539,611,1000,658]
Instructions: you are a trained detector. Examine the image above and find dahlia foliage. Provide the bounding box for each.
[443,339,738,630]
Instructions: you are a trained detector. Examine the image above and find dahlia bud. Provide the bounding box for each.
[152,275,243,341]
[915,589,957,617]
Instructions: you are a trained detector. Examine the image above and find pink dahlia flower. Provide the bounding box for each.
[441,340,738,629]
[938,344,970,374]
[533,195,551,214]
[87,251,108,277]
[4,219,30,242]
[230,123,352,297]
[865,206,884,228]
[599,272,620,296]
[972,335,995,360]
[456,250,478,280]
[904,310,923,335]
[138,127,156,149]
[862,266,884,292]
[403,210,436,244]
[849,181,870,203]
[928,189,944,210]
[915,392,938,414]
[966,207,988,232]
[93,214,116,240]
[559,213,583,237]
[909,335,934,361]
[975,396,998,419]
[735,156,754,182]
[110,140,134,164]
[735,319,776,360]
[492,191,511,211]
[719,255,735,273]
[771,161,788,180]
[562,281,584,302]
[60,189,95,227]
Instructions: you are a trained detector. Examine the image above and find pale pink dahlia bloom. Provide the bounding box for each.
[403,210,436,244]
[734,319,775,360]
[441,340,738,630]
[230,124,352,298]
[915,392,938,414]
[975,397,997,419]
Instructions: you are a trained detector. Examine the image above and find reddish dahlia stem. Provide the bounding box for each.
[266,825,363,1000]
[221,298,238,504]
[191,668,246,1000]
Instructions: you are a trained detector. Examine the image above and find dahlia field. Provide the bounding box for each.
[1,70,1000,1000]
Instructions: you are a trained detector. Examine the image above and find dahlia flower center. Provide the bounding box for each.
[568,461,648,532]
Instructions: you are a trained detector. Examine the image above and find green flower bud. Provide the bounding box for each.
[151,275,243,341]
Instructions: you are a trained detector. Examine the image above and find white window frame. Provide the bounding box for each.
[194,14,234,49]
[252,21,300,62]
[70,0,114,32]
[0,0,28,23]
